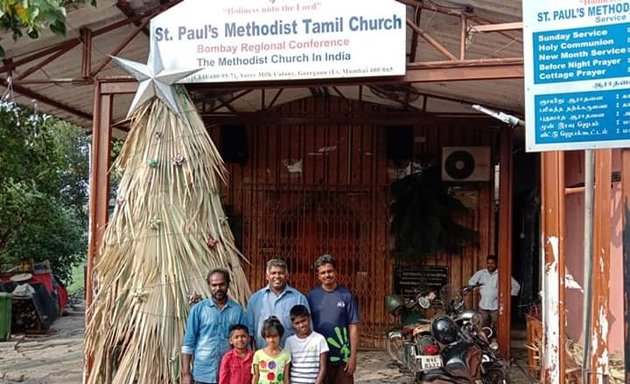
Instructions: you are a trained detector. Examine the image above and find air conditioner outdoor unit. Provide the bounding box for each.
[441,146,491,182]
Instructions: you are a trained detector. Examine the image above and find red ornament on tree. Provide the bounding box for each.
[206,236,218,248]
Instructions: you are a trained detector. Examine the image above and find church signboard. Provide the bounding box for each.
[151,0,407,83]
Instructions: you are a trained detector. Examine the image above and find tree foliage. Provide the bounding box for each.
[0,0,97,57]
[0,101,89,283]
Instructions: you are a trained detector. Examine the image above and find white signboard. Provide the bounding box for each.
[150,0,407,83]
[523,0,630,152]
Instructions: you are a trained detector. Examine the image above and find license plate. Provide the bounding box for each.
[417,355,443,370]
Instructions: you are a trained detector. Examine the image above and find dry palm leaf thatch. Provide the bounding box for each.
[84,89,251,384]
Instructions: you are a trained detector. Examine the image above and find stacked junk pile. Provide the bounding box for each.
[0,260,69,340]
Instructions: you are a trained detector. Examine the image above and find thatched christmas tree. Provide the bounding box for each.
[84,43,250,383]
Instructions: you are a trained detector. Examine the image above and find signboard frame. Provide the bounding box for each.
[393,265,449,300]
[523,0,630,152]
[150,0,407,84]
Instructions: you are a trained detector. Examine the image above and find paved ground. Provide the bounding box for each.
[0,312,537,384]
[357,345,537,384]
[0,311,84,384]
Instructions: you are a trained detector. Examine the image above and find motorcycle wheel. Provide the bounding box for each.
[482,366,506,384]
[386,333,406,366]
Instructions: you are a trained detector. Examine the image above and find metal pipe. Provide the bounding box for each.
[565,186,585,195]
[406,20,458,61]
[582,149,594,384]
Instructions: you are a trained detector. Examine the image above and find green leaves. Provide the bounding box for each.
[0,101,90,283]
[0,0,96,58]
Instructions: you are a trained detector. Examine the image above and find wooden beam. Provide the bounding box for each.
[116,0,151,37]
[100,80,138,94]
[407,57,523,68]
[0,1,177,74]
[471,16,523,44]
[406,20,458,61]
[16,41,80,80]
[460,14,467,60]
[396,0,465,17]
[215,95,237,113]
[471,22,523,33]
[192,60,524,91]
[201,112,499,126]
[267,88,284,109]
[12,78,92,85]
[408,6,422,62]
[81,28,92,79]
[9,58,523,92]
[0,40,81,73]
[209,90,255,112]
[90,15,151,77]
[0,78,92,120]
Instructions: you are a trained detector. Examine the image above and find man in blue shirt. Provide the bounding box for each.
[307,254,360,384]
[247,258,309,348]
[182,269,246,384]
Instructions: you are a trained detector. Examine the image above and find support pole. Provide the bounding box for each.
[590,149,611,384]
[582,150,595,384]
[540,151,566,384]
[85,81,112,382]
[86,81,113,313]
[498,127,513,359]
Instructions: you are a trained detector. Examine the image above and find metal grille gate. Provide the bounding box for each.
[213,98,497,350]
[243,184,391,349]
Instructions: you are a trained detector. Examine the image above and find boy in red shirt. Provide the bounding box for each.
[219,324,253,384]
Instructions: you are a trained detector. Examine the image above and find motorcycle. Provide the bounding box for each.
[385,291,443,381]
[421,285,506,384]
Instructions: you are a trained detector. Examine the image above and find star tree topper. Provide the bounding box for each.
[112,38,200,116]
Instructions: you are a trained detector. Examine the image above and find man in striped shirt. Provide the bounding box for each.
[285,305,329,384]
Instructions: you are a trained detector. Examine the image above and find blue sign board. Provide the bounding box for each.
[523,1,630,151]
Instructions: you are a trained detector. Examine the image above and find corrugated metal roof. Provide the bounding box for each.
[0,0,524,131]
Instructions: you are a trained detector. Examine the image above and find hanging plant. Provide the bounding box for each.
[389,164,479,260]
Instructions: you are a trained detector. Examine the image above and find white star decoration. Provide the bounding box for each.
[112,39,200,117]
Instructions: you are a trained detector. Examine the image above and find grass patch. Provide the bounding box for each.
[66,263,85,294]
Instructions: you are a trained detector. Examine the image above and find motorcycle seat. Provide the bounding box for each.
[401,325,417,335]
[402,322,432,336]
